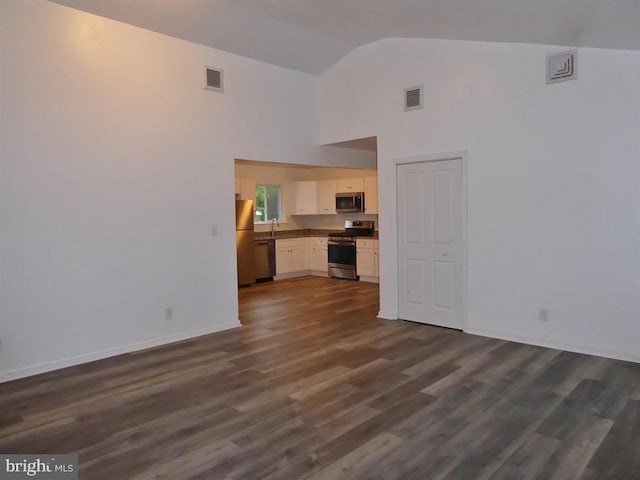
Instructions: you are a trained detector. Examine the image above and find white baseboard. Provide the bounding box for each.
[359,276,379,284]
[377,311,398,320]
[465,327,640,364]
[274,270,328,281]
[0,320,242,384]
[308,270,329,277]
[274,271,307,280]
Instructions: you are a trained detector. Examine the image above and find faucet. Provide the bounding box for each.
[270,218,279,236]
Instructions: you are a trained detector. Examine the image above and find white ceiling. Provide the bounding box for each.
[51,0,640,75]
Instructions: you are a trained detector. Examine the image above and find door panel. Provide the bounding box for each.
[434,260,454,309]
[433,170,454,245]
[398,159,462,329]
[405,172,425,243]
[406,259,426,305]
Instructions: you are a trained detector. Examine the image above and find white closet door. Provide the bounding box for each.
[397,159,463,329]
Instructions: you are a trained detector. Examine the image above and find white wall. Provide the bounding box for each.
[2,3,637,381]
[302,166,376,180]
[295,213,378,231]
[319,38,640,361]
[0,0,368,381]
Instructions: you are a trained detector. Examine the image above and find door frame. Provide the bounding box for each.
[394,151,469,331]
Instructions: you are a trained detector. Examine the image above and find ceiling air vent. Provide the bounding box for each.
[404,85,423,111]
[546,50,577,84]
[204,66,223,92]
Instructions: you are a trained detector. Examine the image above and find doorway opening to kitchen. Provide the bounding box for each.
[233,137,379,325]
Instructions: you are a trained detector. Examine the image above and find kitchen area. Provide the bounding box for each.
[234,158,379,288]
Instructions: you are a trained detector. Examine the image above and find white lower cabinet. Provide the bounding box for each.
[276,238,306,275]
[275,237,328,278]
[308,237,328,273]
[275,236,378,281]
[356,238,379,282]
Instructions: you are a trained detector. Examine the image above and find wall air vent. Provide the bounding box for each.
[204,66,223,92]
[546,50,577,84]
[404,85,423,111]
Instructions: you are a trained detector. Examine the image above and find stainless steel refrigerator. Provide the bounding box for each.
[236,199,255,287]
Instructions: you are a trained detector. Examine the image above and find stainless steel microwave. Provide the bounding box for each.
[336,192,365,213]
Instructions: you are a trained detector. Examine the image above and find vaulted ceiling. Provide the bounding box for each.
[51,0,640,75]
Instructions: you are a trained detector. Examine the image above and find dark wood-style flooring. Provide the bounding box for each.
[1,276,639,479]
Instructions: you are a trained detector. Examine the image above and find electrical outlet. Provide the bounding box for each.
[210,225,218,237]
[539,309,549,322]
[165,308,173,321]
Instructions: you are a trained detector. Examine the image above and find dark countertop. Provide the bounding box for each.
[254,229,336,241]
[254,229,379,241]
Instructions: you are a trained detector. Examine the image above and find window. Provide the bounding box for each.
[254,185,282,223]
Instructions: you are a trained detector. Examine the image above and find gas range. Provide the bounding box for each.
[327,221,374,280]
[327,220,375,242]
[327,232,359,243]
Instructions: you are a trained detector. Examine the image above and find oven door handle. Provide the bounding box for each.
[328,240,354,246]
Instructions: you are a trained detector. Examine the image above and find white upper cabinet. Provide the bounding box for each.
[364,177,378,214]
[291,176,376,216]
[317,180,336,214]
[293,181,318,214]
[336,177,364,193]
[235,178,256,201]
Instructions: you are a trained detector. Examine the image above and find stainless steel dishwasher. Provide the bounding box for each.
[254,238,276,281]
